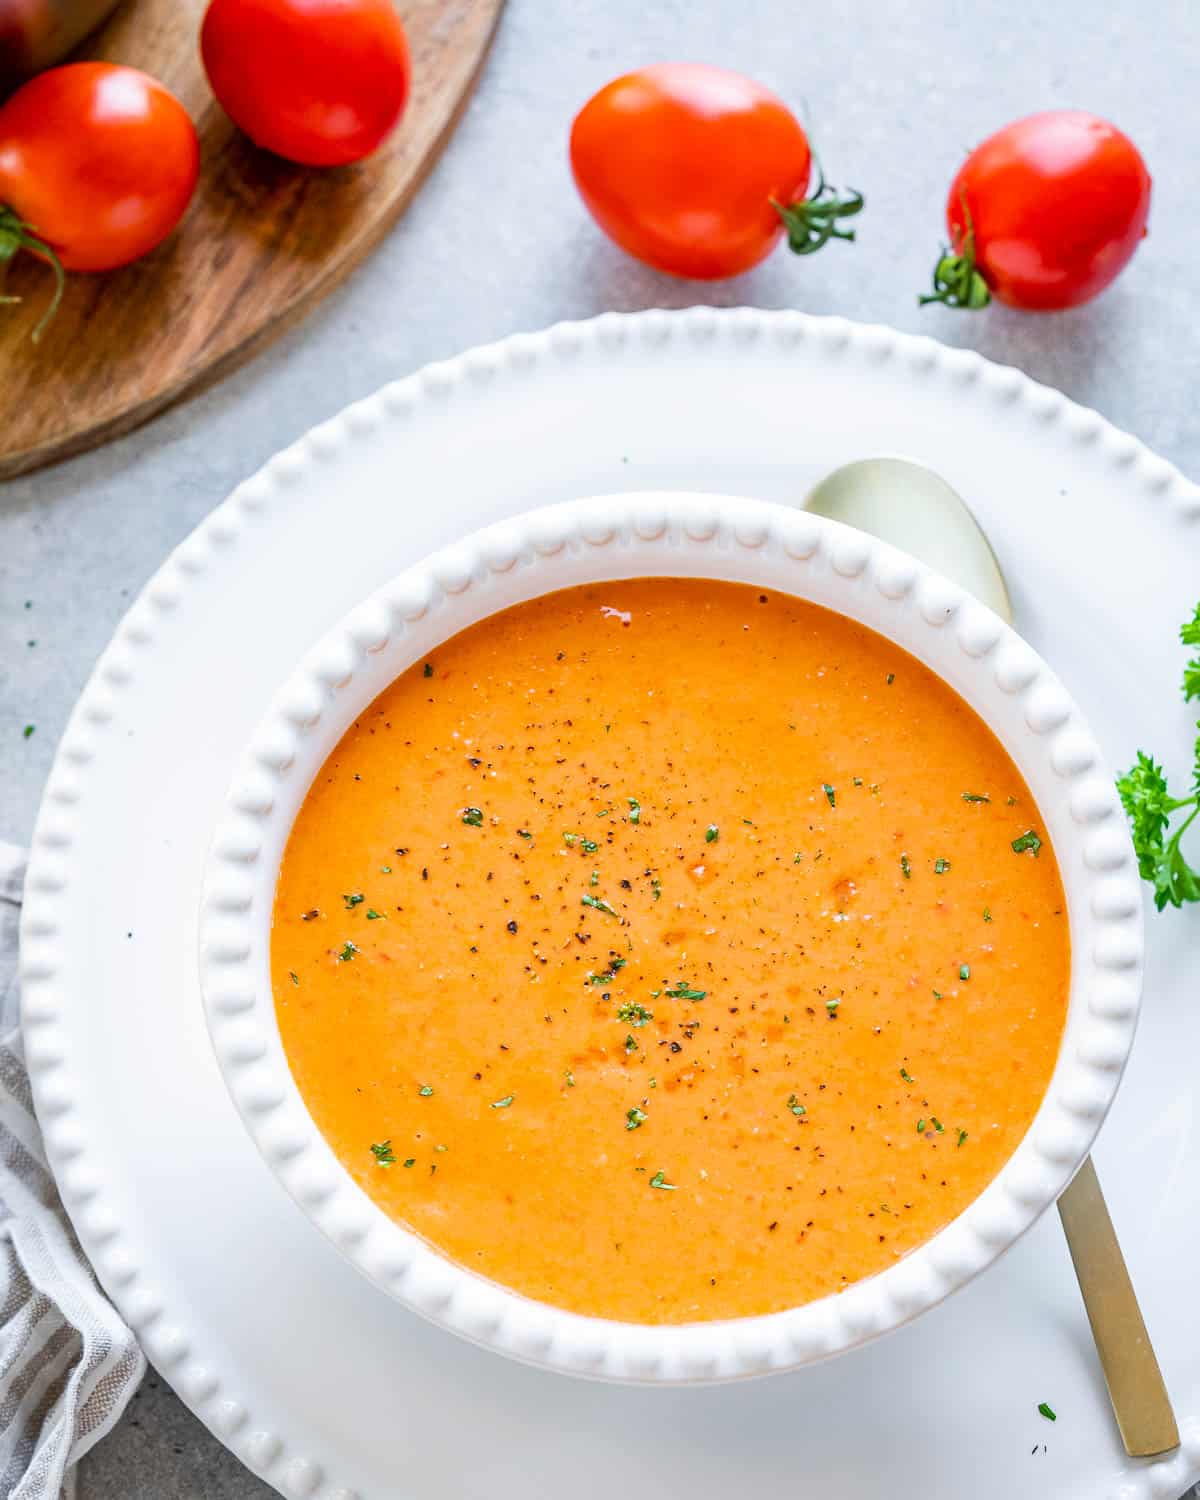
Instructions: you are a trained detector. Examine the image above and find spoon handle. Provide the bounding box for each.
[1057,1155,1178,1456]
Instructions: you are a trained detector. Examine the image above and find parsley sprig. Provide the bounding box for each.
[1117,604,1200,910]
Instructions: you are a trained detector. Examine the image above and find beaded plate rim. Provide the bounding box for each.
[24,306,1200,1498]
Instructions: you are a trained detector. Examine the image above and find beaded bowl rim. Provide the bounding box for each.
[198,487,1143,1385]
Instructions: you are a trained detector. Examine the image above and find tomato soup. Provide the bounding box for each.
[272,580,1069,1324]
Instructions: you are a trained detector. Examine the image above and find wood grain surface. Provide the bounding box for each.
[0,0,504,478]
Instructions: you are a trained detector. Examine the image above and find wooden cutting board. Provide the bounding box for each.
[0,0,504,479]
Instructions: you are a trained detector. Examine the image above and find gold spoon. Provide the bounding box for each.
[805,455,1179,1459]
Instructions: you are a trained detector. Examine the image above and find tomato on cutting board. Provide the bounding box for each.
[201,0,411,167]
[0,62,199,336]
[921,110,1152,311]
[569,63,862,280]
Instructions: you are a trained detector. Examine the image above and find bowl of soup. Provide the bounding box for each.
[200,492,1141,1382]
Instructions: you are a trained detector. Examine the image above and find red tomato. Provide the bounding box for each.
[923,110,1152,311]
[569,63,861,280]
[0,62,199,273]
[201,0,411,167]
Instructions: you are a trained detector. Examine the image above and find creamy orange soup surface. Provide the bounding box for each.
[272,579,1069,1324]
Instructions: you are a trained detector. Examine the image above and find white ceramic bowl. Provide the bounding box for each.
[199,491,1142,1384]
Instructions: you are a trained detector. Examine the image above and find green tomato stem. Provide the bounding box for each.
[919,195,991,310]
[0,206,67,343]
[771,164,864,257]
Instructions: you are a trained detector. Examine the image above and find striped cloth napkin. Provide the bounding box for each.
[0,841,144,1499]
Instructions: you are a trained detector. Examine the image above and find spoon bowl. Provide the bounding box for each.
[805,456,1012,622]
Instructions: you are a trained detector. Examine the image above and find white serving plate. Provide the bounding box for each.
[200,491,1140,1385]
[20,310,1200,1499]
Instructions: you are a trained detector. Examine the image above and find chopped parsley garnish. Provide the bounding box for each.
[403,1158,416,1168]
[957,1129,968,1147]
[366,908,385,920]
[959,964,970,981]
[1037,1402,1056,1422]
[370,1140,396,1166]
[983,906,992,922]
[343,892,364,909]
[289,971,299,986]
[823,783,836,808]
[418,1084,434,1097]
[563,832,578,846]
[461,806,484,827]
[786,1093,806,1117]
[589,869,599,887]
[664,982,706,1001]
[490,1094,514,1109]
[651,877,662,900]
[648,1170,676,1190]
[1011,829,1043,857]
[934,858,951,874]
[917,1119,926,1134]
[899,1067,913,1083]
[580,837,599,855]
[22,724,34,739]
[517,828,533,840]
[932,988,943,1000]
[338,941,358,962]
[589,958,627,984]
[931,1117,944,1133]
[627,797,641,824]
[793,852,803,864]
[380,865,392,874]
[625,1106,647,1131]
[617,1001,653,1028]
[423,662,433,678]
[825,997,841,1014]
[961,791,991,804]
[705,824,719,843]
[624,1033,638,1054]
[565,1069,576,1087]
[886,673,895,685]
[900,854,912,880]
[581,893,618,917]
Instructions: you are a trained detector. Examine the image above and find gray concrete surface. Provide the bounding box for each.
[2,0,1197,1494]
